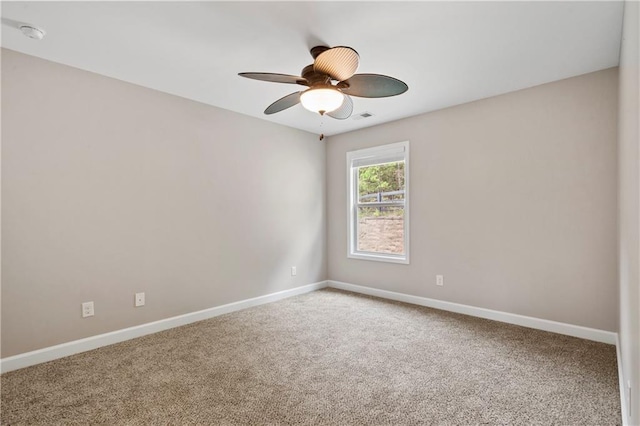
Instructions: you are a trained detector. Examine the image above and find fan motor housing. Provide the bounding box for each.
[301,64,331,86]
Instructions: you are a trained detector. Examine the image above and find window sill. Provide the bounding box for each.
[348,252,409,265]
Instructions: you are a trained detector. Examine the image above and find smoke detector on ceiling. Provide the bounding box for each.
[20,25,46,40]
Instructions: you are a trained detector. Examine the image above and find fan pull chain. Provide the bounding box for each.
[319,116,325,141]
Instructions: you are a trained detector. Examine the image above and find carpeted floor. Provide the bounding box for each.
[1,289,620,425]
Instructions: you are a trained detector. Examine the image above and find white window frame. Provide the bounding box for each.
[346,141,410,264]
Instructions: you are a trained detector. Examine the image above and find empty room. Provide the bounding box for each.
[1,1,639,425]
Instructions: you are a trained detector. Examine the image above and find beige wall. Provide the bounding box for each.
[618,1,640,423]
[0,47,623,363]
[327,68,619,332]
[1,49,327,357]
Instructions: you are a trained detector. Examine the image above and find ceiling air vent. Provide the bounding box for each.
[353,112,374,121]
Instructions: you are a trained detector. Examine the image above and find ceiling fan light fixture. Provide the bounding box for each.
[300,87,344,115]
[239,45,408,119]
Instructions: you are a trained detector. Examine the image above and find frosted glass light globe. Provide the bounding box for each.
[300,88,344,115]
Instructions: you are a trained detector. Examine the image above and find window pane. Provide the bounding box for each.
[347,141,409,263]
[357,206,404,255]
[358,161,405,203]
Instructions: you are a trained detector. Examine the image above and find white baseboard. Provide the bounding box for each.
[2,280,618,375]
[327,280,617,345]
[0,281,328,373]
[617,334,630,426]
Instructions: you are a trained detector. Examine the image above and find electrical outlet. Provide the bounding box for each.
[82,301,94,318]
[436,275,444,286]
[135,292,145,307]
[291,266,297,276]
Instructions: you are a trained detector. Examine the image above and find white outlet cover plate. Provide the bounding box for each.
[82,301,94,317]
[135,292,145,307]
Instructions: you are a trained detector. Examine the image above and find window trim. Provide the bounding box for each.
[346,141,410,264]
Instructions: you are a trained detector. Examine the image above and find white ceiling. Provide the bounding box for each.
[1,1,624,136]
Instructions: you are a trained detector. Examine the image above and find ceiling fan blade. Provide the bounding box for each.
[313,46,360,81]
[327,94,353,120]
[239,73,308,86]
[264,92,301,115]
[339,74,408,98]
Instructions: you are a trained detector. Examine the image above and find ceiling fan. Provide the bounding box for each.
[239,45,408,120]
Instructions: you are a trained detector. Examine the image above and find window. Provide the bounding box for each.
[347,141,409,264]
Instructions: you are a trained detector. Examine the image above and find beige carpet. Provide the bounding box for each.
[1,289,620,425]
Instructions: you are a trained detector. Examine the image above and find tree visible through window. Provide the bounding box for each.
[347,142,409,263]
